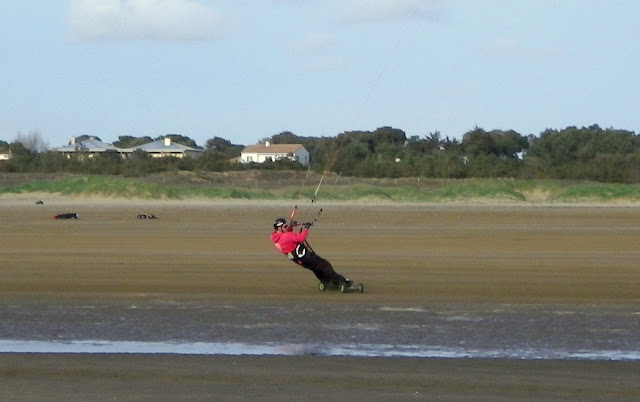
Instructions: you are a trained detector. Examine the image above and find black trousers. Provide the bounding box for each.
[290,245,347,285]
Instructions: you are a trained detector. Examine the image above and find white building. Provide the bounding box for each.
[240,142,309,166]
[0,150,12,161]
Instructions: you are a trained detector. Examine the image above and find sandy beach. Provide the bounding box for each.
[1,195,639,400]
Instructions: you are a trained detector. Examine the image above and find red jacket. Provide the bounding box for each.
[271,228,308,254]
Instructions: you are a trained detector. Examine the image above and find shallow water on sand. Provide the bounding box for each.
[1,300,638,360]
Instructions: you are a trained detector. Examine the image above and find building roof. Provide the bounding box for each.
[54,138,120,152]
[242,143,306,154]
[131,138,202,153]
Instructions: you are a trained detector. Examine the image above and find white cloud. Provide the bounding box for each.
[67,0,223,42]
[337,0,444,24]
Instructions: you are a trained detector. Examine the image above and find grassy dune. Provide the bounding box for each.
[2,173,640,203]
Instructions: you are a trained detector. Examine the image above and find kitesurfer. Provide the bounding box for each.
[270,217,351,287]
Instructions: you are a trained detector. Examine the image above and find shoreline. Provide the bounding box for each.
[2,339,639,361]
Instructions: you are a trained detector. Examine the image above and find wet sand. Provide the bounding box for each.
[1,196,639,400]
[3,354,639,401]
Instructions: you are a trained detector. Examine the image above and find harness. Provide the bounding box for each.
[286,241,318,270]
[287,242,309,263]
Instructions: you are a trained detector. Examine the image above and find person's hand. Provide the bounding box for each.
[290,221,300,227]
[302,222,313,229]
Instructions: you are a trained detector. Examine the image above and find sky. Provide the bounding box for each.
[1,0,639,149]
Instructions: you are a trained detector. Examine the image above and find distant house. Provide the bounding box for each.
[54,136,203,159]
[240,142,309,166]
[127,137,203,159]
[0,150,12,161]
[53,137,122,159]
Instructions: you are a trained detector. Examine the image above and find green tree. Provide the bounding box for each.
[113,136,154,148]
[526,125,640,182]
[0,142,35,172]
[156,134,199,149]
[121,150,153,177]
[76,134,102,142]
[196,150,234,171]
[204,137,243,161]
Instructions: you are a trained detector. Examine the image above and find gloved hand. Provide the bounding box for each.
[302,222,313,229]
[290,221,300,227]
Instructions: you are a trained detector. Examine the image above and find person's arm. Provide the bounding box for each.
[294,228,308,242]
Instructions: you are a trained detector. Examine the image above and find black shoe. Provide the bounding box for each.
[344,279,352,287]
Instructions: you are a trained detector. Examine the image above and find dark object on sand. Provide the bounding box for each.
[36,200,44,205]
[54,213,78,219]
[137,213,158,219]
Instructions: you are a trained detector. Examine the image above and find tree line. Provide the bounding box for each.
[1,125,640,183]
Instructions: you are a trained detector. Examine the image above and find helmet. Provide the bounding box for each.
[273,218,287,229]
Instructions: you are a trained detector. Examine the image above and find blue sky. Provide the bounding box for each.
[1,0,639,149]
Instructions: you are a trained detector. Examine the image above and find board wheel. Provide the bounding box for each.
[318,282,326,291]
[357,283,364,293]
[339,284,347,293]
